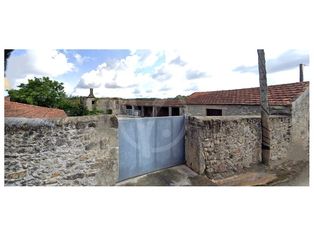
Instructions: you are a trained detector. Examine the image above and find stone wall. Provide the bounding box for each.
[186,104,291,116]
[5,115,119,186]
[291,88,309,158]
[96,98,123,115]
[185,115,291,178]
[82,97,96,111]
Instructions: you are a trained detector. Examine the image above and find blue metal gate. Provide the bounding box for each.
[118,116,185,181]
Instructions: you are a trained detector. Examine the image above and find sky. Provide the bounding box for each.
[5,49,309,98]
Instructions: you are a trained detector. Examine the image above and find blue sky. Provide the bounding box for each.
[5,49,309,98]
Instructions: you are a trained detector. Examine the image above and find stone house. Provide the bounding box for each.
[82,88,124,115]
[81,88,97,111]
[186,81,310,158]
[185,81,309,178]
[185,81,309,117]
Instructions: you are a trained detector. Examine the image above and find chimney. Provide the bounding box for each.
[299,64,304,82]
[88,88,95,98]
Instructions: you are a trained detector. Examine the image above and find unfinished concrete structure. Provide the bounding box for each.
[120,98,186,117]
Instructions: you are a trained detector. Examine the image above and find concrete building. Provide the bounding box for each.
[120,98,186,117]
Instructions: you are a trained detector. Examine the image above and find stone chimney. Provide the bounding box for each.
[88,88,95,98]
[299,64,304,82]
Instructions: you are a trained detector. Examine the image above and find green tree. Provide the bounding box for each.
[58,97,90,116]
[174,95,187,100]
[8,77,66,108]
[7,76,103,117]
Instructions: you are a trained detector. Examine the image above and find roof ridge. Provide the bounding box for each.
[190,81,309,95]
[186,81,309,106]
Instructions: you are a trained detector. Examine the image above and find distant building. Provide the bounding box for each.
[81,88,97,111]
[83,82,309,119]
[120,98,186,117]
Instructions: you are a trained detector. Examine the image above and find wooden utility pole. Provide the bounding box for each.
[257,49,270,165]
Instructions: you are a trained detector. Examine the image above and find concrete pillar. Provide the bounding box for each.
[169,107,172,116]
[141,106,144,117]
[131,106,135,116]
[153,106,157,117]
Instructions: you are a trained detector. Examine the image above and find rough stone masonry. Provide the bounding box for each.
[185,115,292,179]
[5,115,119,186]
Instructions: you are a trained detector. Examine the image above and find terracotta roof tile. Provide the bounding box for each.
[5,100,67,118]
[187,82,309,106]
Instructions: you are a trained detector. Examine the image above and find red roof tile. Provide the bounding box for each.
[5,100,67,118]
[187,82,309,106]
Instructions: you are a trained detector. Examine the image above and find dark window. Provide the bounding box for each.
[171,107,180,116]
[106,109,113,114]
[126,105,132,109]
[206,109,222,116]
[92,100,95,105]
[143,106,153,117]
[157,107,169,116]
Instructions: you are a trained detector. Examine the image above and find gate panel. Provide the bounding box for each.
[118,116,185,181]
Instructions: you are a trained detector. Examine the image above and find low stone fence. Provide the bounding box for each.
[5,115,119,186]
[185,115,291,179]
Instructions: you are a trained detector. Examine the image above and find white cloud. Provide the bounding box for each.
[74,53,83,64]
[62,81,76,95]
[6,49,74,88]
[233,49,309,74]
[73,48,308,98]
[74,50,163,97]
[73,53,91,65]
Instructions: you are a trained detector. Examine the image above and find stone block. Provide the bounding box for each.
[65,173,85,180]
[6,170,27,180]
